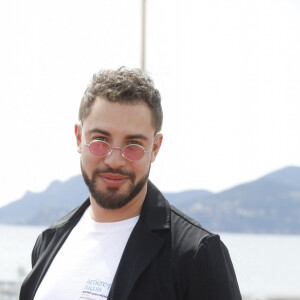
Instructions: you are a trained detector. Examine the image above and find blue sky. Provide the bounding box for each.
[0,0,300,207]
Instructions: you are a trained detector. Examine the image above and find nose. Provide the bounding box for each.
[103,147,127,169]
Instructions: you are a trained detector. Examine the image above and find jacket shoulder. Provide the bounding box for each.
[31,199,90,266]
[168,204,216,268]
[168,205,242,299]
[170,204,214,242]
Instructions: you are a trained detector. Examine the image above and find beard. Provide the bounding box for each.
[81,162,150,210]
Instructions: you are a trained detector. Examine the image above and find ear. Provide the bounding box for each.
[75,123,82,154]
[151,133,163,163]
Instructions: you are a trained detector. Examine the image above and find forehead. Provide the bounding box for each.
[84,97,155,136]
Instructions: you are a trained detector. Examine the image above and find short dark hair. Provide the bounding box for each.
[79,67,163,133]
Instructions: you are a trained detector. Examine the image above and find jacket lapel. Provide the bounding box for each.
[108,219,165,300]
[108,181,170,300]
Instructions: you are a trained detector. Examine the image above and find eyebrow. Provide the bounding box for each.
[125,134,149,141]
[87,128,149,141]
[87,128,111,136]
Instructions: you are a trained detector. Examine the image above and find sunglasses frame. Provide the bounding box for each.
[80,124,159,162]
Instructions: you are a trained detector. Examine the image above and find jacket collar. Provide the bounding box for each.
[50,197,90,229]
[139,180,171,230]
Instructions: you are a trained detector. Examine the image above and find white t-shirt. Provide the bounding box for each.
[34,207,139,300]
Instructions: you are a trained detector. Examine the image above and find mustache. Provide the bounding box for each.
[92,166,135,179]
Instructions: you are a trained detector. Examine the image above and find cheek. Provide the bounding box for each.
[133,160,151,177]
[81,153,101,172]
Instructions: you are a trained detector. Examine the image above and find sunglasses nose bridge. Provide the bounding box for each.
[106,146,125,158]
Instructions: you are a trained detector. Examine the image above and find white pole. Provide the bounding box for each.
[141,0,146,72]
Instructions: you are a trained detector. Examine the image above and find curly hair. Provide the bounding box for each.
[79,67,163,133]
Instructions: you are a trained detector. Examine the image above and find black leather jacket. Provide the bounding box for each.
[20,181,242,300]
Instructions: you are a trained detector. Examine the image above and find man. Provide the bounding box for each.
[20,67,242,300]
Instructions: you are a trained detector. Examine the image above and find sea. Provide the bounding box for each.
[1,225,300,299]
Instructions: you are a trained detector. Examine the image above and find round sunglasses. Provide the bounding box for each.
[81,127,158,162]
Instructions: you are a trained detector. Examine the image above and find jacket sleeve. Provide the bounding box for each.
[186,235,242,300]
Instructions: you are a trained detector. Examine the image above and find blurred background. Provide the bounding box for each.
[0,0,300,299]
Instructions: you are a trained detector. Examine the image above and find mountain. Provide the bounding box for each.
[0,166,299,234]
[0,176,89,225]
[180,166,300,234]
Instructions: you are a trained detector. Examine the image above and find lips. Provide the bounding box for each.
[99,173,129,187]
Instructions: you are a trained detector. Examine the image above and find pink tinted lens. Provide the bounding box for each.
[123,145,145,161]
[89,141,110,157]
